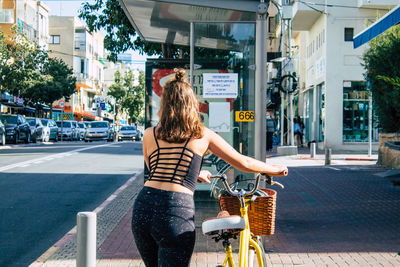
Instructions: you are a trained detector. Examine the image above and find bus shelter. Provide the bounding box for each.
[119,0,270,189]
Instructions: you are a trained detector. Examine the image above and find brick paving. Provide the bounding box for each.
[31,153,400,267]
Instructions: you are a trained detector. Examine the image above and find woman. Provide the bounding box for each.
[131,69,288,266]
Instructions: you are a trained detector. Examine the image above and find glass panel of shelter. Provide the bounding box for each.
[193,22,256,191]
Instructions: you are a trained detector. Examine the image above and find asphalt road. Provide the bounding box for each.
[0,141,144,267]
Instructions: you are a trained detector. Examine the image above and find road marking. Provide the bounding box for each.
[0,143,116,172]
[327,166,341,171]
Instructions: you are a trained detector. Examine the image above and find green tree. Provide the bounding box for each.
[107,70,126,116]
[362,24,400,133]
[108,69,145,124]
[78,0,232,61]
[22,57,77,118]
[0,27,48,99]
[121,70,145,125]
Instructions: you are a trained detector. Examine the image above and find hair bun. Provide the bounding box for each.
[174,68,186,82]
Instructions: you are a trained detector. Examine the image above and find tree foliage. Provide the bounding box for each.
[0,27,48,99]
[78,0,232,61]
[107,69,145,124]
[362,24,400,133]
[121,70,145,124]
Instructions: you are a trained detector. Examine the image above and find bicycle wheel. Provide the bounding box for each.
[248,237,267,267]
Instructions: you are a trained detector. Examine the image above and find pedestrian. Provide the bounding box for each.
[131,68,288,266]
[266,111,276,151]
[294,116,304,147]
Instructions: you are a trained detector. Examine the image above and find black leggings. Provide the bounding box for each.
[131,186,195,267]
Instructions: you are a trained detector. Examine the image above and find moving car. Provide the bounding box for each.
[41,119,58,142]
[26,117,44,143]
[56,120,75,141]
[118,125,139,141]
[0,120,5,145]
[85,121,110,142]
[0,114,31,144]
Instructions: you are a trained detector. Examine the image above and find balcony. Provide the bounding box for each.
[289,0,325,31]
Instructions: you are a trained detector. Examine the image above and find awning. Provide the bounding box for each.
[76,83,92,89]
[118,0,258,49]
[353,5,400,49]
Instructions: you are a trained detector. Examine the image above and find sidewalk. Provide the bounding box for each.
[31,152,400,267]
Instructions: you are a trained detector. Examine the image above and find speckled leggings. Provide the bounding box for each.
[131,186,195,267]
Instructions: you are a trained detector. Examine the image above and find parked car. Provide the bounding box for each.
[118,125,139,141]
[41,119,58,142]
[26,117,44,143]
[85,121,110,142]
[0,114,31,144]
[70,121,80,140]
[56,120,75,141]
[0,120,5,145]
[77,122,87,140]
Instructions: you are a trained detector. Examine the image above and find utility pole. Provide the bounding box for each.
[255,0,268,163]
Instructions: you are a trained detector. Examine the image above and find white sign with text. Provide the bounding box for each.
[203,73,238,98]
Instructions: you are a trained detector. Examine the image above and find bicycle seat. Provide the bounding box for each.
[202,211,245,235]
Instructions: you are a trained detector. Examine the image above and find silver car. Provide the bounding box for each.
[84,121,110,142]
[117,125,138,141]
[56,120,74,141]
[77,122,87,140]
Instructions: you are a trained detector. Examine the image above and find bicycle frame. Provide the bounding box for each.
[222,196,264,267]
[209,173,283,267]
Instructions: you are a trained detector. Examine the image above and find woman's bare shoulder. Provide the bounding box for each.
[143,127,155,140]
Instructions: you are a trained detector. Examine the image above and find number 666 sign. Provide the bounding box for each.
[235,111,254,122]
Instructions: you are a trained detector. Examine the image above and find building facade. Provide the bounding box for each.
[48,16,105,121]
[284,0,397,151]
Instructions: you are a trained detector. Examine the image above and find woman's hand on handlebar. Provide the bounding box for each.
[197,170,212,184]
[271,165,288,176]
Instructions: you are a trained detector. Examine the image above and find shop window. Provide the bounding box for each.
[344,28,354,42]
[343,81,378,142]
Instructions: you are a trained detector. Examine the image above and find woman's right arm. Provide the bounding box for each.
[205,128,287,176]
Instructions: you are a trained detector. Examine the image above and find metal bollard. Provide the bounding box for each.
[77,212,96,267]
[325,148,332,165]
[310,143,316,158]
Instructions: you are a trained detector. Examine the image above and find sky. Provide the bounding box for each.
[43,0,150,70]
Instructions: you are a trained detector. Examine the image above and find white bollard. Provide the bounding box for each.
[77,212,96,267]
[310,143,316,158]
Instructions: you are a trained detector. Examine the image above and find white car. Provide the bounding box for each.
[77,122,87,140]
[84,121,110,142]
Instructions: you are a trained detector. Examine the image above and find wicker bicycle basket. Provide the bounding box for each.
[219,188,277,236]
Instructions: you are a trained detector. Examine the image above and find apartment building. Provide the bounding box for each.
[48,16,105,121]
[0,0,49,46]
[281,0,398,151]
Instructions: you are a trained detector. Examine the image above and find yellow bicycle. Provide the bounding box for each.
[202,173,284,267]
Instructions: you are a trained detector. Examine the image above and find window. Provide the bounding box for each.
[80,59,85,74]
[344,28,354,42]
[343,81,378,142]
[268,16,275,33]
[50,35,60,44]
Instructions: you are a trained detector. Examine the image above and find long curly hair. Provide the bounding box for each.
[156,68,204,143]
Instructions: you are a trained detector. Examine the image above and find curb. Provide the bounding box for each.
[267,155,377,161]
[298,157,377,161]
[29,171,143,266]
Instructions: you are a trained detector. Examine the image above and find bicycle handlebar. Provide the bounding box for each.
[210,173,284,198]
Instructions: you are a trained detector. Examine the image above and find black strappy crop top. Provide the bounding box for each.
[147,127,203,192]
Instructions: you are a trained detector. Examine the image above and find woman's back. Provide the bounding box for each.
[143,126,209,195]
